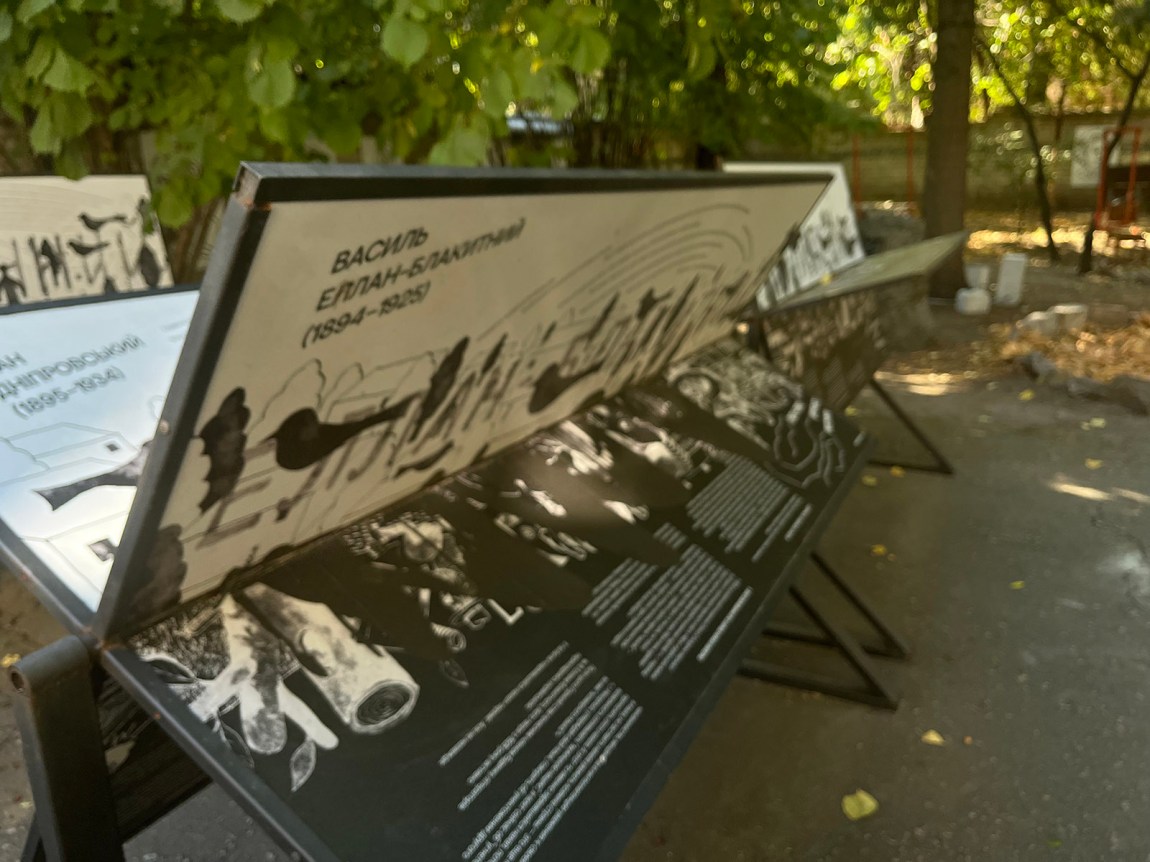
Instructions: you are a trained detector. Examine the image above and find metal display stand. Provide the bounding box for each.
[734,238,975,709]
[5,165,894,862]
[11,639,123,862]
[12,640,209,862]
[865,377,954,476]
[739,553,908,710]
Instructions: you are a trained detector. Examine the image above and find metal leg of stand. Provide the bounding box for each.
[762,553,910,659]
[10,637,124,862]
[19,817,46,862]
[740,585,901,710]
[866,377,954,475]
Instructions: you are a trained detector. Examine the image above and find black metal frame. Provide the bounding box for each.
[739,552,909,710]
[866,377,954,476]
[10,638,123,862]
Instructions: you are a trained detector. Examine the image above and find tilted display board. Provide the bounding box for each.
[0,291,198,621]
[725,162,864,311]
[92,164,832,638]
[756,232,967,410]
[0,175,174,308]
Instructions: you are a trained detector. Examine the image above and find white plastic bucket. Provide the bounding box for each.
[964,263,991,291]
[955,286,991,316]
[995,253,1028,307]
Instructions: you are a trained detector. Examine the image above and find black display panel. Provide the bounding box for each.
[123,342,869,862]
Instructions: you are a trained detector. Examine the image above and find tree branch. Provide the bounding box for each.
[1046,0,1136,79]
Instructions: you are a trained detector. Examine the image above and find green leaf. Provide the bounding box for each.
[549,78,578,117]
[25,37,56,80]
[54,140,88,179]
[382,15,429,69]
[154,188,194,228]
[569,28,609,75]
[264,34,298,64]
[428,123,488,165]
[43,51,97,93]
[28,109,59,155]
[247,58,296,108]
[16,0,52,23]
[567,5,601,27]
[258,109,291,144]
[50,94,94,137]
[686,35,716,80]
[216,0,263,23]
[524,8,564,53]
[0,10,13,43]
[484,68,514,118]
[322,116,364,155]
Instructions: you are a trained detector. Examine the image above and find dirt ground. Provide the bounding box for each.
[890,210,1150,381]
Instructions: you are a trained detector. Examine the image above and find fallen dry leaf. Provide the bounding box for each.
[1085,458,1103,469]
[1019,389,1036,401]
[845,406,860,417]
[978,414,992,424]
[1011,580,1025,590]
[963,736,973,746]
[1,653,19,669]
[889,466,906,478]
[921,730,945,746]
[871,544,888,557]
[1089,417,1107,428]
[861,475,879,487]
[842,789,879,821]
[988,314,1150,383]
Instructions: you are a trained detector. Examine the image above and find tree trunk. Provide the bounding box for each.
[921,0,975,298]
[979,38,1059,261]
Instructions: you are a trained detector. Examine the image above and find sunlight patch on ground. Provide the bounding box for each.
[875,370,973,396]
[1047,477,1113,502]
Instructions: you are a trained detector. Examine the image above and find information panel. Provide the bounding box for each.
[725,162,864,310]
[0,291,196,608]
[764,290,888,412]
[0,175,174,307]
[112,170,828,630]
[128,341,868,862]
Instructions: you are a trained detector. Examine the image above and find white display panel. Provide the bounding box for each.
[143,180,827,608]
[0,291,197,607]
[725,162,864,309]
[0,175,174,307]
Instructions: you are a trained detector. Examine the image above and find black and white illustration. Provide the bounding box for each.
[764,290,887,410]
[133,492,602,792]
[666,340,849,489]
[134,181,827,617]
[0,176,173,307]
[0,291,195,607]
[725,163,864,309]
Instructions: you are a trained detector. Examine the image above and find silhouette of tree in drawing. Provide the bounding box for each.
[0,263,24,306]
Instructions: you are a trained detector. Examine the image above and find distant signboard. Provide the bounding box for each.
[1069,125,1148,189]
[0,176,174,307]
[725,162,864,310]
